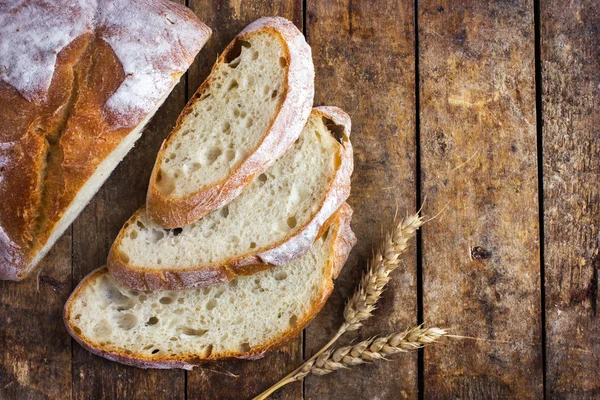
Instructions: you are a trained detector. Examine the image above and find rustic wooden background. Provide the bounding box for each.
[1,0,599,398]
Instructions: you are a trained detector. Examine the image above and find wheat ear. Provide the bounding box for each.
[252,211,424,400]
[255,326,446,398]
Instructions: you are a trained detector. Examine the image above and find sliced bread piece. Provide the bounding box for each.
[146,17,315,228]
[65,204,356,369]
[108,107,353,290]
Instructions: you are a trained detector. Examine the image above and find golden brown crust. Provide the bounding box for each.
[0,1,210,281]
[107,107,353,290]
[146,17,315,228]
[65,204,355,368]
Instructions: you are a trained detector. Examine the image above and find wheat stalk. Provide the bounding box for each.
[252,210,425,400]
[255,326,446,399]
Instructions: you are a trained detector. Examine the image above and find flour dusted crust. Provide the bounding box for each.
[146,17,315,228]
[0,0,211,280]
[64,204,356,368]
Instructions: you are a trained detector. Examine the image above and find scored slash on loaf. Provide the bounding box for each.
[146,16,315,228]
[108,107,354,290]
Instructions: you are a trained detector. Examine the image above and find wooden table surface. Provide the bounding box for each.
[2,0,599,399]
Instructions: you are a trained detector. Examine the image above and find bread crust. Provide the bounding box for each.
[65,204,356,369]
[0,0,211,281]
[107,107,353,290]
[146,17,315,228]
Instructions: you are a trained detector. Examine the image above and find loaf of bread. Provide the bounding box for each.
[146,17,314,228]
[108,107,353,290]
[0,0,211,280]
[64,204,355,368]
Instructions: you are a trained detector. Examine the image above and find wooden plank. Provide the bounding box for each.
[418,1,543,398]
[541,0,600,397]
[70,1,190,395]
[304,1,418,399]
[185,2,304,399]
[0,234,72,399]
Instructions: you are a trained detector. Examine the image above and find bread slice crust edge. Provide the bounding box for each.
[107,107,353,290]
[64,204,356,369]
[146,17,315,228]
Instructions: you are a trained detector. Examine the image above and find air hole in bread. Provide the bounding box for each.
[180,327,208,336]
[188,162,201,173]
[93,320,111,337]
[214,287,226,298]
[240,342,251,353]
[152,349,160,354]
[228,279,238,287]
[271,90,278,99]
[138,295,147,302]
[225,149,235,162]
[226,79,239,92]
[146,316,159,326]
[233,108,240,118]
[220,206,229,218]
[129,231,138,240]
[289,315,298,328]
[169,337,178,341]
[224,39,251,65]
[229,235,240,244]
[159,297,173,305]
[252,50,259,60]
[287,216,297,229]
[322,227,331,240]
[148,229,165,243]
[178,297,184,304]
[136,221,145,229]
[206,299,217,310]
[249,242,257,249]
[116,313,137,330]
[333,152,342,169]
[169,153,176,160]
[279,56,288,68]
[198,92,211,101]
[205,344,213,358]
[119,251,130,264]
[222,121,231,132]
[143,344,154,350]
[155,170,176,196]
[258,173,267,183]
[274,271,288,281]
[200,147,222,165]
[171,228,183,237]
[323,117,345,144]
[73,326,82,335]
[246,118,254,128]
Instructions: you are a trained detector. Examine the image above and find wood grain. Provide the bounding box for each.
[418,0,543,398]
[70,0,190,395]
[303,0,418,399]
[541,0,600,398]
[0,234,72,400]
[185,2,304,399]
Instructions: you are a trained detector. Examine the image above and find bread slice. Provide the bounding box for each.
[107,107,353,290]
[65,204,355,369]
[146,17,315,228]
[0,0,211,280]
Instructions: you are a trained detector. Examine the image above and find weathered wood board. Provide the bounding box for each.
[418,0,543,398]
[303,0,418,399]
[542,0,600,398]
[1,0,600,398]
